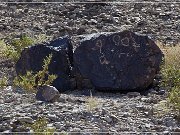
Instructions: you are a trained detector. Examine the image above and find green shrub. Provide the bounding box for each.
[13,71,37,93]
[13,54,57,93]
[160,45,180,117]
[168,87,180,115]
[0,34,49,62]
[0,76,8,88]
[25,118,56,135]
[11,35,35,54]
[160,46,180,88]
[0,39,19,61]
[34,34,50,44]
[35,54,57,86]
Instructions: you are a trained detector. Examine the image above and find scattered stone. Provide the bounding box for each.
[127,92,141,98]
[36,85,60,102]
[18,117,34,124]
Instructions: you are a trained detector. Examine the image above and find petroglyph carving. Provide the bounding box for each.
[121,37,129,46]
[99,54,110,65]
[92,39,103,53]
[96,39,103,48]
[113,35,121,46]
[130,33,140,50]
[119,53,132,58]
[118,53,126,58]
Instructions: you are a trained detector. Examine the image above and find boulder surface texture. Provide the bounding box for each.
[74,30,163,91]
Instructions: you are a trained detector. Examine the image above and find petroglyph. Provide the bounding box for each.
[74,31,163,90]
[113,35,121,46]
[96,39,103,48]
[92,39,103,53]
[99,54,110,65]
[121,37,129,46]
[130,33,140,51]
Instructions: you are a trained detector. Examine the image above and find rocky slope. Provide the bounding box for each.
[0,0,179,45]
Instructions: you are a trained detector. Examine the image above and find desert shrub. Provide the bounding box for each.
[0,76,8,88]
[160,44,180,117]
[0,39,19,61]
[85,91,100,111]
[11,35,35,54]
[168,87,180,115]
[25,118,56,135]
[86,97,99,111]
[153,100,172,117]
[13,71,37,93]
[35,54,57,86]
[34,34,50,44]
[0,34,49,62]
[160,46,180,88]
[13,54,57,93]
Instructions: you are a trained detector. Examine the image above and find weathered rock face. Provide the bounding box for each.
[74,30,163,91]
[15,36,73,92]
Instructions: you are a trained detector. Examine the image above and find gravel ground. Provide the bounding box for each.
[0,0,180,134]
[0,86,179,134]
[0,0,179,45]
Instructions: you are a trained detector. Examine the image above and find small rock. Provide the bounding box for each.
[66,97,74,103]
[36,85,60,102]
[47,114,58,121]
[18,117,33,124]
[163,117,177,127]
[127,92,141,98]
[104,116,112,123]
[158,89,166,95]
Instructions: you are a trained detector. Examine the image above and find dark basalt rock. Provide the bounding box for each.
[74,30,163,91]
[15,36,73,92]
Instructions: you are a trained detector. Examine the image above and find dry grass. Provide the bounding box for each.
[86,96,99,111]
[156,41,180,117]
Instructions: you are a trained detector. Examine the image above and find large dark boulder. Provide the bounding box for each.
[74,30,163,91]
[15,36,73,92]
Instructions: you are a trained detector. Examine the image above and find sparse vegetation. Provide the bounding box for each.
[25,118,56,135]
[13,71,37,93]
[0,39,19,61]
[168,86,180,117]
[35,54,57,87]
[13,54,57,93]
[153,100,172,117]
[160,46,180,88]
[85,91,100,111]
[11,35,35,54]
[0,76,8,88]
[0,34,49,62]
[159,43,180,118]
